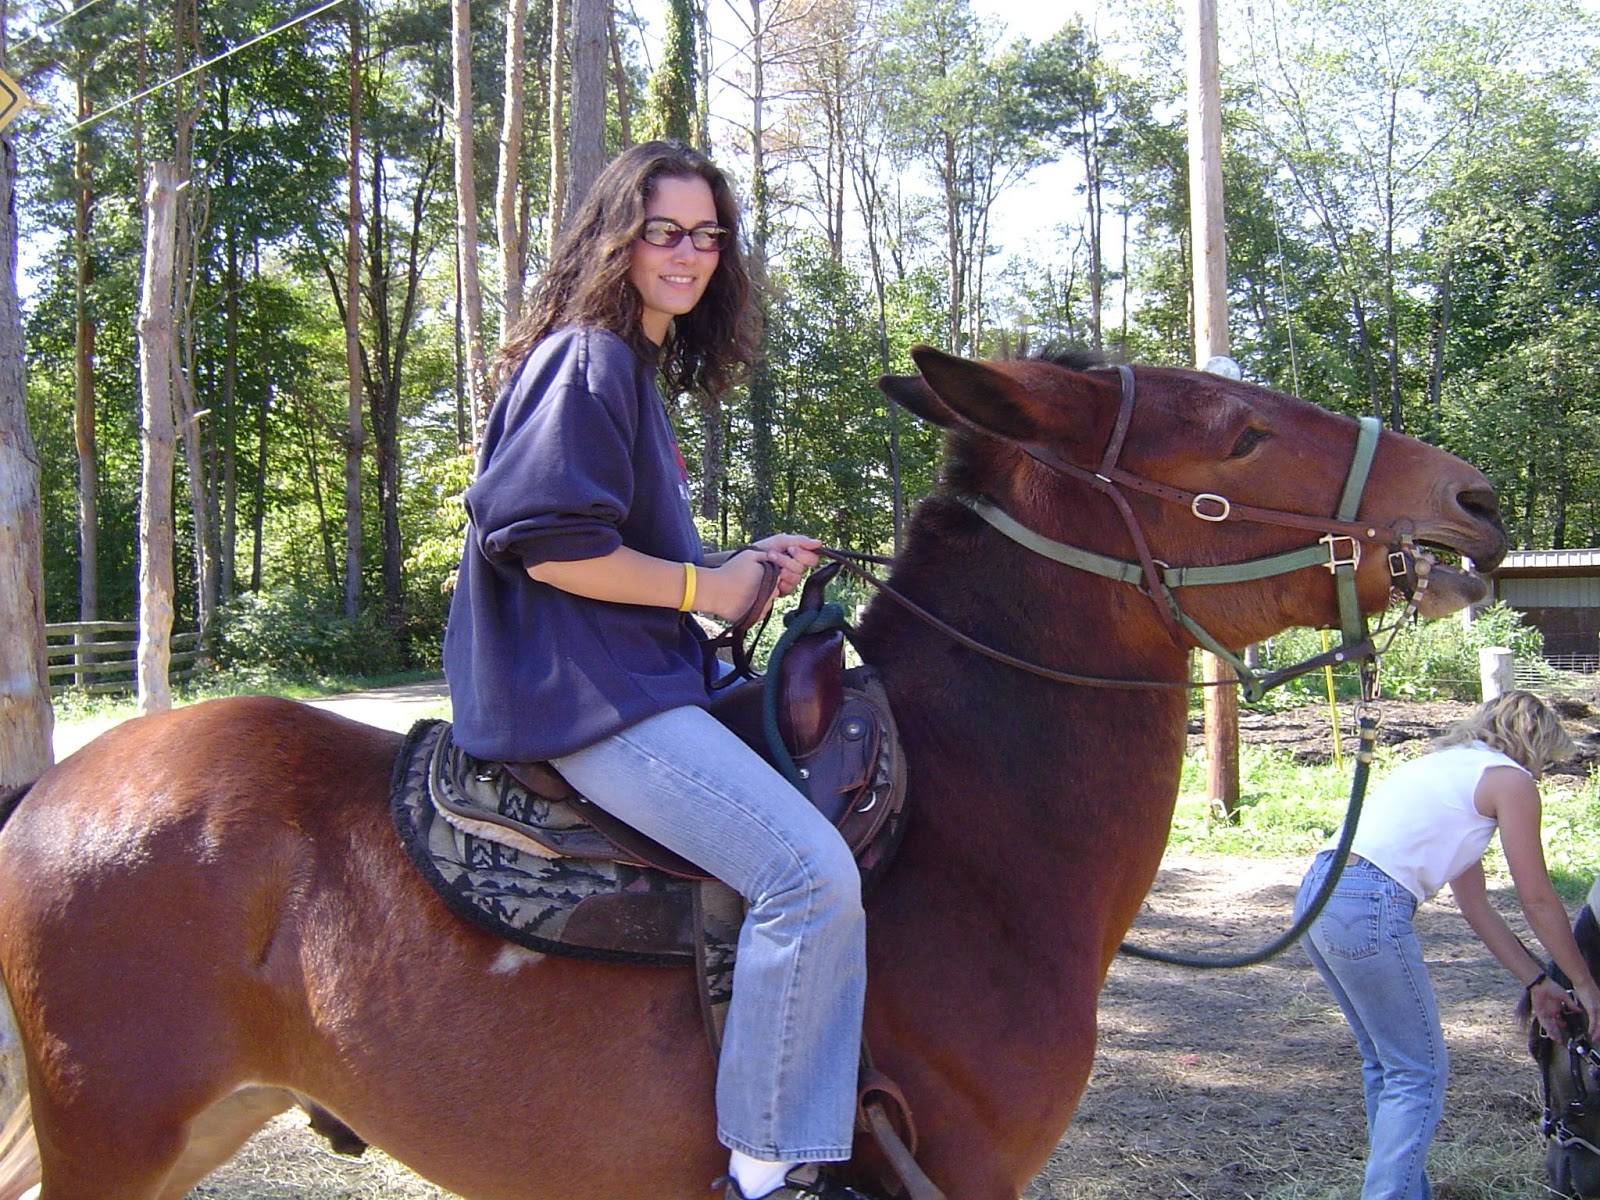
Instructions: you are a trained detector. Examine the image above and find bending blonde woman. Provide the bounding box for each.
[1294,690,1598,1200]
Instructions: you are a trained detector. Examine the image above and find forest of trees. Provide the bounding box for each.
[7,0,1600,682]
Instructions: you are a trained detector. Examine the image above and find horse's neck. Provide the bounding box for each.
[858,572,1190,1122]
[856,547,1190,880]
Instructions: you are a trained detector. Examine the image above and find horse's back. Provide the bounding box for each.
[38,693,400,796]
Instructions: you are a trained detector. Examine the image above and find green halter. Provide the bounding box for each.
[963,365,1391,701]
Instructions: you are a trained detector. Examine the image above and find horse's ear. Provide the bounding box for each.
[904,345,1045,441]
[876,369,964,429]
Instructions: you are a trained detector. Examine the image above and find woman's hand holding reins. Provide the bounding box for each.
[699,535,820,622]
[749,534,822,597]
[1532,976,1589,1042]
[1567,979,1600,1042]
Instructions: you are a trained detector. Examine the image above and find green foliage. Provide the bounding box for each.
[400,445,474,664]
[1172,741,1369,855]
[17,0,1600,699]
[759,237,945,551]
[214,589,408,684]
[1431,127,1600,547]
[1258,602,1545,704]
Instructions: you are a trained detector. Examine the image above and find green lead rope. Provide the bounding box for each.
[1118,711,1380,968]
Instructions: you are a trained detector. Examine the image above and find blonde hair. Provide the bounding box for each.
[1433,689,1577,773]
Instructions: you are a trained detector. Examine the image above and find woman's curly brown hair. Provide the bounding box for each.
[494,140,759,400]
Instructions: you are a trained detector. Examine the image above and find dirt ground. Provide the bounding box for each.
[1029,855,1544,1200]
[190,696,1600,1200]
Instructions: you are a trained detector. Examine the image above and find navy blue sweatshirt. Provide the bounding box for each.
[443,327,710,761]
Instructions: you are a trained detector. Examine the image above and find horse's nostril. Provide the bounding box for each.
[1457,486,1501,524]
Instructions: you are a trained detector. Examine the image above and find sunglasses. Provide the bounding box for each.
[639,218,731,252]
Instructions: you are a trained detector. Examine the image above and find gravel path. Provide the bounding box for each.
[50,679,451,761]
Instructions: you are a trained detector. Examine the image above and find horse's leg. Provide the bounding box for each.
[150,1087,297,1200]
[29,1113,184,1200]
[23,1081,294,1200]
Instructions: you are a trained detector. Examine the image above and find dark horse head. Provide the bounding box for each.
[1531,896,1600,1197]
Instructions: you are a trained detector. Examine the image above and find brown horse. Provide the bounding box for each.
[0,348,1506,1200]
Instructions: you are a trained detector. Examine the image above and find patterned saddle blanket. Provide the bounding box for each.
[388,667,905,1026]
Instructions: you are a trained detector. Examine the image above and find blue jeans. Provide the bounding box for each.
[553,706,866,1162]
[1297,850,1447,1200]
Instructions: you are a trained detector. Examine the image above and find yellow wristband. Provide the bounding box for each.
[678,562,697,613]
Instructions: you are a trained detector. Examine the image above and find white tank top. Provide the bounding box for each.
[1338,742,1527,902]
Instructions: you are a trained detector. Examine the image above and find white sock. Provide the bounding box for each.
[728,1150,799,1198]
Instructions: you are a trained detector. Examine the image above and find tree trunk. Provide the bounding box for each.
[134,0,147,185]
[695,0,710,152]
[547,0,569,248]
[343,3,364,617]
[607,5,631,146]
[73,61,99,688]
[566,0,607,217]
[0,127,53,782]
[171,0,218,641]
[454,240,467,442]
[696,393,724,523]
[217,91,244,609]
[742,0,775,538]
[1187,0,1238,818]
[293,389,337,594]
[453,0,490,437]
[220,198,241,605]
[1081,113,1103,348]
[360,116,444,622]
[250,377,270,593]
[497,0,530,328]
[1427,252,1451,442]
[941,132,962,352]
[136,163,179,717]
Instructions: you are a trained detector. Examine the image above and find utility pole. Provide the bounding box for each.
[1187,0,1240,818]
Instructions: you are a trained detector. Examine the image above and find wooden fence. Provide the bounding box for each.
[45,622,204,696]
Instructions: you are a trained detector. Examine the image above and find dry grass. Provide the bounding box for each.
[188,1115,456,1199]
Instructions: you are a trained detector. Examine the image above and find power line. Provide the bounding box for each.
[60,0,347,137]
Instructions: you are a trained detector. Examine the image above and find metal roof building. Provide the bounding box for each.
[1492,550,1600,664]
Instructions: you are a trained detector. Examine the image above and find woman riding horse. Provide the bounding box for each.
[444,140,866,1200]
[0,343,1509,1196]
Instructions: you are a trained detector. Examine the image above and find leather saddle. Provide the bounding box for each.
[489,561,905,881]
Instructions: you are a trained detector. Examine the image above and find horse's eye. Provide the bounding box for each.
[1229,427,1270,459]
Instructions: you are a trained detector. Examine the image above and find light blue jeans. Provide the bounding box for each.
[553,705,866,1162]
[1296,850,1448,1200]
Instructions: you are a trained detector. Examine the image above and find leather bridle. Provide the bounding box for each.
[1539,1026,1600,1157]
[956,364,1430,700]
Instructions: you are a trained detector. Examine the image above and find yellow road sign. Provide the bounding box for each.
[0,69,29,134]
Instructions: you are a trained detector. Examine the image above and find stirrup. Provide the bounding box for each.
[719,1164,882,1200]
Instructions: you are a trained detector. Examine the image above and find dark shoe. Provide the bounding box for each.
[721,1163,880,1200]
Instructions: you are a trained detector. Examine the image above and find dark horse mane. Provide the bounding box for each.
[1026,345,1110,373]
